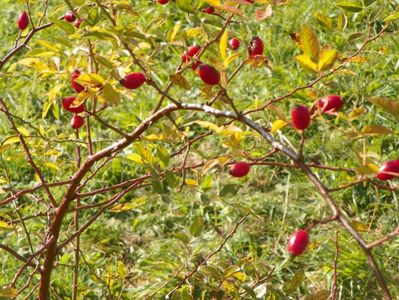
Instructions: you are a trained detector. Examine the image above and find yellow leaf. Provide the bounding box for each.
[2,136,20,145]
[361,124,392,136]
[45,162,60,171]
[18,58,50,72]
[110,197,147,212]
[270,119,287,134]
[222,281,238,293]
[220,30,228,61]
[232,271,247,282]
[126,153,145,164]
[204,0,221,6]
[185,27,205,38]
[169,22,181,42]
[185,178,198,186]
[224,51,242,67]
[351,220,369,232]
[17,127,29,137]
[300,24,320,62]
[103,83,120,105]
[317,49,337,71]
[74,73,105,85]
[45,149,62,156]
[296,54,318,72]
[195,121,223,134]
[0,220,14,230]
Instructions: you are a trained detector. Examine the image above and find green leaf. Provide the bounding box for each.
[219,184,239,198]
[337,13,347,31]
[336,1,364,13]
[49,17,75,34]
[383,12,399,22]
[313,12,333,28]
[103,83,120,105]
[176,0,195,13]
[190,216,204,237]
[367,97,399,120]
[300,24,320,62]
[283,270,305,294]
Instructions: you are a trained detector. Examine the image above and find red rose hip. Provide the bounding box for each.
[317,95,343,113]
[182,45,201,62]
[229,37,240,50]
[198,64,220,85]
[71,70,84,93]
[248,36,264,56]
[287,229,309,256]
[71,114,84,129]
[377,160,399,181]
[202,6,215,14]
[74,19,84,29]
[18,11,29,30]
[229,162,250,177]
[120,72,146,89]
[158,0,169,4]
[62,96,85,113]
[291,105,311,130]
[64,11,76,22]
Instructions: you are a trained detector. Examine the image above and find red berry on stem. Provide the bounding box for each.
[202,6,215,14]
[229,37,240,50]
[71,114,84,129]
[182,45,201,70]
[120,72,146,89]
[376,160,399,181]
[71,70,84,93]
[198,64,220,85]
[157,0,169,4]
[291,105,311,130]
[62,96,85,113]
[182,45,201,62]
[287,229,309,256]
[229,162,250,177]
[248,36,264,57]
[317,95,343,113]
[74,19,84,29]
[64,11,76,22]
[18,11,29,30]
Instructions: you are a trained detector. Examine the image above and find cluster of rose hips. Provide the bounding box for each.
[63,10,84,29]
[181,36,264,86]
[290,96,399,181]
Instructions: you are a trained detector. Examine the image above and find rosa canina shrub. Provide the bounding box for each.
[0,0,399,299]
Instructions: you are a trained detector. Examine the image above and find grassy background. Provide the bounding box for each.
[0,0,398,299]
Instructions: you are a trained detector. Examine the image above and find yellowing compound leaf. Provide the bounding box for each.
[295,54,318,72]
